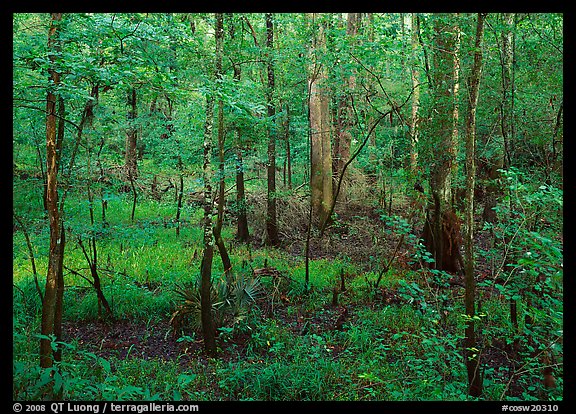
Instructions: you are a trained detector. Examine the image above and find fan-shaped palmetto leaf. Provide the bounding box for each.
[227,273,263,324]
[170,279,224,333]
[170,272,264,334]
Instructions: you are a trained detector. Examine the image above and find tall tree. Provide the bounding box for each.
[451,16,462,181]
[231,64,250,243]
[199,12,224,357]
[409,13,421,174]
[213,20,232,275]
[282,101,292,189]
[40,12,65,370]
[125,87,138,179]
[421,13,461,273]
[308,13,333,229]
[463,12,487,398]
[265,12,279,246]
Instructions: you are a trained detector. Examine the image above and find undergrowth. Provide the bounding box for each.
[13,179,563,402]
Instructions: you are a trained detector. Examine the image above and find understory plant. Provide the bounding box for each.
[170,270,263,337]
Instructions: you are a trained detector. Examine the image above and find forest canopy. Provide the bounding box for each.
[13,12,563,402]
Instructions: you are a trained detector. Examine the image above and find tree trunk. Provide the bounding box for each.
[235,142,250,242]
[284,103,292,189]
[451,17,461,178]
[265,13,279,246]
[82,127,113,319]
[409,13,421,174]
[175,156,184,237]
[499,13,519,330]
[231,62,250,243]
[40,12,65,370]
[56,96,65,174]
[308,13,333,229]
[42,78,101,367]
[199,12,224,358]
[125,87,138,179]
[463,13,487,398]
[214,80,232,275]
[422,13,461,274]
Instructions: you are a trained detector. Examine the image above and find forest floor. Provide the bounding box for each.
[61,283,520,397]
[60,194,523,398]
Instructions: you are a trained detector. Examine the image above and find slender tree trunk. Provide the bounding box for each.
[235,142,250,242]
[463,13,487,398]
[40,12,65,370]
[125,87,138,179]
[284,103,292,189]
[214,83,232,275]
[52,82,68,367]
[265,13,279,246]
[409,13,421,174]
[83,130,113,319]
[128,168,137,222]
[500,13,519,331]
[14,213,43,302]
[52,221,65,366]
[175,156,184,237]
[451,18,461,180]
[199,12,224,358]
[231,63,250,243]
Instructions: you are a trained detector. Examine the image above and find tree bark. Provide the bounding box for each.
[199,12,224,358]
[82,118,113,319]
[409,13,421,174]
[451,17,461,181]
[175,156,184,237]
[40,12,65,370]
[265,13,279,246]
[463,12,487,398]
[231,62,250,243]
[422,13,461,273]
[125,87,138,179]
[308,13,333,229]
[235,142,250,242]
[214,79,232,275]
[283,102,292,189]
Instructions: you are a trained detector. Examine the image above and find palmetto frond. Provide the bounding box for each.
[170,272,263,335]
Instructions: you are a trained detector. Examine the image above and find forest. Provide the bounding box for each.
[12,12,563,403]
